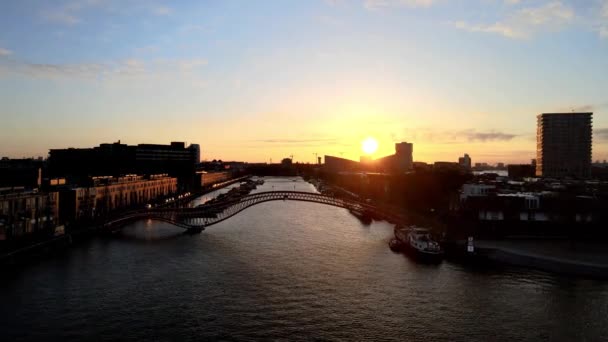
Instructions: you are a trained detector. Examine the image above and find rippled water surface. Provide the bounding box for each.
[2,177,608,341]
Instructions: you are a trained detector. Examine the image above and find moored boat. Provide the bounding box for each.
[394,225,444,262]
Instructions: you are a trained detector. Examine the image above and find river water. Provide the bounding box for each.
[2,177,608,341]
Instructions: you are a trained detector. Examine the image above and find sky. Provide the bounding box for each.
[1,0,607,164]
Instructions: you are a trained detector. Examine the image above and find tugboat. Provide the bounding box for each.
[393,225,443,262]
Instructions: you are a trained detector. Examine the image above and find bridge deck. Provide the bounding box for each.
[105,191,407,231]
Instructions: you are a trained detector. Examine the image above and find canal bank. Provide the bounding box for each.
[447,239,608,279]
[313,178,608,280]
[0,176,250,268]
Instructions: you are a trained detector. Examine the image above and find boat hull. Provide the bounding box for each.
[404,246,444,263]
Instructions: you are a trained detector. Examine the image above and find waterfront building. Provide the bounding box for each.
[457,179,607,237]
[59,174,177,222]
[536,112,592,178]
[197,171,231,189]
[460,191,600,233]
[0,189,60,241]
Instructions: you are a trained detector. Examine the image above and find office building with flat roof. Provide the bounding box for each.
[49,141,198,189]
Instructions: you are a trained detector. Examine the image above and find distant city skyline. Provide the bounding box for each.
[1,0,607,163]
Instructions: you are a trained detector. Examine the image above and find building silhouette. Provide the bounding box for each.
[395,142,414,171]
[190,144,201,164]
[458,154,472,170]
[0,158,44,189]
[49,141,199,189]
[536,112,592,178]
[507,164,535,179]
[375,142,413,172]
[324,142,413,173]
[324,155,360,172]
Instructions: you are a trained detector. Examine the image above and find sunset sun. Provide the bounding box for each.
[361,137,378,155]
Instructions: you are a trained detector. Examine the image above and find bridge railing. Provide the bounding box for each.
[105,191,408,229]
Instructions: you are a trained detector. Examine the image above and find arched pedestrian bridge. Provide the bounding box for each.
[105,191,407,232]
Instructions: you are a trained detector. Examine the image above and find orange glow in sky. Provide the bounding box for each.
[0,1,607,164]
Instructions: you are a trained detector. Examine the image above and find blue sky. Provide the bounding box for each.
[1,0,607,163]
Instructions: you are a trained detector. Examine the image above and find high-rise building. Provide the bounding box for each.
[189,144,201,164]
[394,142,413,170]
[458,153,472,170]
[536,112,592,178]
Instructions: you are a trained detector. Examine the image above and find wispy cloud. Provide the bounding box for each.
[556,102,608,112]
[0,48,12,56]
[0,59,106,79]
[132,44,160,55]
[0,56,208,80]
[152,6,172,16]
[115,58,145,76]
[364,0,435,10]
[596,128,608,141]
[398,128,519,144]
[454,1,575,39]
[454,21,521,38]
[40,1,174,26]
[179,24,212,33]
[462,130,517,142]
[178,58,208,72]
[42,11,81,25]
[40,0,105,25]
[571,105,595,112]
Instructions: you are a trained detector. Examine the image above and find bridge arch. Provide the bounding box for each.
[105,191,407,231]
